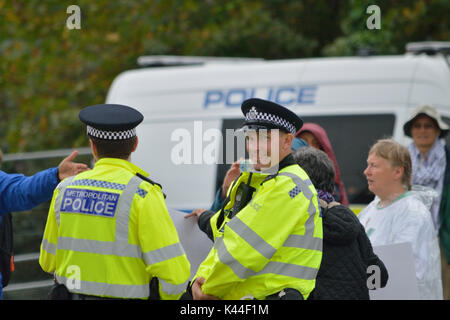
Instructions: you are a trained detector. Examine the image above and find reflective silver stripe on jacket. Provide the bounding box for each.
[42,175,74,255]
[54,176,75,226]
[278,172,316,214]
[56,275,149,299]
[56,237,142,258]
[144,243,188,296]
[214,236,319,280]
[143,242,185,265]
[214,171,322,281]
[226,216,276,260]
[278,172,322,252]
[283,234,322,251]
[41,238,57,256]
[115,175,142,243]
[159,278,189,296]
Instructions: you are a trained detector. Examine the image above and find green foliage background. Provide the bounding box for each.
[1,0,449,154]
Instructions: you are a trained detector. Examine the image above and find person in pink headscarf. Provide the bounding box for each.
[297,123,349,206]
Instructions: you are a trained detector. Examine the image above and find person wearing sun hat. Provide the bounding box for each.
[403,104,450,299]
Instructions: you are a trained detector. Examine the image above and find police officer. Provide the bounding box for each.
[191,98,323,300]
[39,104,190,300]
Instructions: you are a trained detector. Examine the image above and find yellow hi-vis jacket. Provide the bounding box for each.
[194,161,323,300]
[39,158,190,299]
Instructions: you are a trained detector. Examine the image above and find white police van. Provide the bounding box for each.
[105,42,450,213]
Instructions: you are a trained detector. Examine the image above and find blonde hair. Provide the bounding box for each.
[369,138,412,190]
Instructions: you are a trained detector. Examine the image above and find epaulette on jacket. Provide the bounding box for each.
[135,172,166,199]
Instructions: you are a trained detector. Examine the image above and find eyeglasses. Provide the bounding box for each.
[411,123,436,130]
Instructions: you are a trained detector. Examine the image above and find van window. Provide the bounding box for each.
[300,114,395,204]
[216,118,245,192]
[217,114,395,205]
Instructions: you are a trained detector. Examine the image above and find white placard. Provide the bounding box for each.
[369,242,420,300]
[168,208,214,280]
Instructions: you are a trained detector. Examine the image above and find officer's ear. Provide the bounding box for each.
[131,136,139,153]
[282,132,294,152]
[89,139,99,161]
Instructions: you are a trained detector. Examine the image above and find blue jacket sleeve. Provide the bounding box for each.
[0,167,59,216]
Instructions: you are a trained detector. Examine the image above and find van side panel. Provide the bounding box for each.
[134,120,220,210]
[106,55,450,209]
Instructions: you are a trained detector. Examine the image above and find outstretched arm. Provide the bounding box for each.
[0,150,89,215]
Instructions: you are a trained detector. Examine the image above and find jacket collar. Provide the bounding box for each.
[254,153,297,182]
[278,153,296,171]
[94,158,149,177]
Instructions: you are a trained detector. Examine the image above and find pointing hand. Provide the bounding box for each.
[57,150,90,181]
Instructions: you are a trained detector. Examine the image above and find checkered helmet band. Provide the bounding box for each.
[245,109,296,135]
[87,125,136,140]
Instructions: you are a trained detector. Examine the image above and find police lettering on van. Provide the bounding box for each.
[203,85,317,108]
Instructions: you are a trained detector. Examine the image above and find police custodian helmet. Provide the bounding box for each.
[241,98,303,135]
[79,104,144,140]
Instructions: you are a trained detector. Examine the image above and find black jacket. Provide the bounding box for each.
[308,201,388,300]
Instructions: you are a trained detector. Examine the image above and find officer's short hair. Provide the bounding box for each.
[293,146,335,193]
[90,136,137,160]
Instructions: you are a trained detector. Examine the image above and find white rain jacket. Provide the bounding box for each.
[358,188,443,300]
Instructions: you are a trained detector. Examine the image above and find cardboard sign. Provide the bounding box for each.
[168,208,214,280]
[369,242,420,300]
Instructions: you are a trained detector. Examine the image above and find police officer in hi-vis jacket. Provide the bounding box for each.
[40,104,190,300]
[190,98,323,300]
